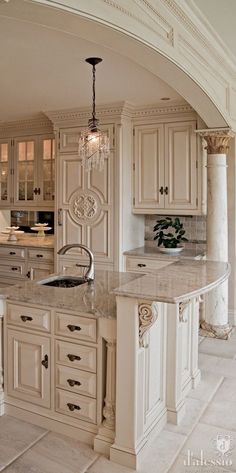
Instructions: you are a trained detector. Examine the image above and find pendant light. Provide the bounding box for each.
[78,57,110,172]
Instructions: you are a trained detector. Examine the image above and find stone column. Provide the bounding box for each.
[198,129,233,339]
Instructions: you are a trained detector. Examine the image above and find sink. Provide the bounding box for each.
[38,276,88,288]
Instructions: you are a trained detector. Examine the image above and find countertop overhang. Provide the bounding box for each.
[113,260,230,303]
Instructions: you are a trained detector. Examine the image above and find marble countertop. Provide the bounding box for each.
[0,260,230,316]
[0,234,54,248]
[113,260,230,303]
[124,245,205,260]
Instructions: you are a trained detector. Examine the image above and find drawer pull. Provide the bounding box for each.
[159,186,164,195]
[20,315,33,322]
[9,251,16,255]
[137,263,146,268]
[11,267,18,271]
[67,354,81,362]
[36,254,43,258]
[67,402,81,412]
[41,354,49,369]
[67,324,81,332]
[67,378,81,387]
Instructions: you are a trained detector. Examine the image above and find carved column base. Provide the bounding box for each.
[200,320,232,340]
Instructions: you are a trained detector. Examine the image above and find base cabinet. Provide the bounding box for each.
[7,329,51,408]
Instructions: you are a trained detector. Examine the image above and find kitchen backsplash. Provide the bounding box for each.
[145,215,206,247]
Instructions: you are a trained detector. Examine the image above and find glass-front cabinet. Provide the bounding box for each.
[0,134,55,209]
[0,139,12,206]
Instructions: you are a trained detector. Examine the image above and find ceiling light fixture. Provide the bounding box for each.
[78,57,109,172]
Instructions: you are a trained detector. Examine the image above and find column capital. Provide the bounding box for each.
[196,128,234,154]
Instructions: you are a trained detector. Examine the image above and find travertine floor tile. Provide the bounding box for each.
[165,398,206,436]
[181,423,236,472]
[0,415,47,471]
[88,456,135,473]
[212,377,236,403]
[199,337,236,359]
[201,399,236,432]
[188,370,223,402]
[139,429,186,473]
[199,354,236,378]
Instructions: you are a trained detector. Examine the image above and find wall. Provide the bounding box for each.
[145,214,206,249]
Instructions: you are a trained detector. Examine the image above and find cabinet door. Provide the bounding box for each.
[14,137,37,206]
[7,329,51,408]
[57,124,114,264]
[37,136,55,206]
[134,124,165,211]
[0,139,12,207]
[164,122,197,211]
[28,263,54,280]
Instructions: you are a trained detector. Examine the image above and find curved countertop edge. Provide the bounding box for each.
[112,260,230,304]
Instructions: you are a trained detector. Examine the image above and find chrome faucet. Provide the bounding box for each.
[58,244,95,281]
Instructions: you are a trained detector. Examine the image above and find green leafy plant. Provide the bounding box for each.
[153,217,188,248]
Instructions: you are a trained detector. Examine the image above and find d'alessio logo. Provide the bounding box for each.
[213,434,234,458]
[184,433,234,469]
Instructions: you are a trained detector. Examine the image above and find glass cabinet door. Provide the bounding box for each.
[0,140,11,205]
[40,137,55,203]
[15,138,36,204]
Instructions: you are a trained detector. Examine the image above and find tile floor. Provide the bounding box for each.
[0,330,236,473]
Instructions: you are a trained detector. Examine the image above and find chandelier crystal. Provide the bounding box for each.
[78,57,110,172]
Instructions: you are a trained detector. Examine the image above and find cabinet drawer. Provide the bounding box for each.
[55,312,96,343]
[56,340,96,373]
[56,388,96,424]
[7,303,51,332]
[126,256,173,273]
[28,249,54,262]
[0,247,25,259]
[56,365,96,398]
[0,261,26,278]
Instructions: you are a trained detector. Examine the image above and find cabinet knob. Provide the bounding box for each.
[67,378,81,387]
[67,354,81,362]
[41,354,49,369]
[11,267,18,271]
[67,402,81,412]
[159,186,164,195]
[164,186,168,195]
[36,254,43,258]
[9,251,16,255]
[20,315,33,322]
[137,263,146,268]
[67,324,81,332]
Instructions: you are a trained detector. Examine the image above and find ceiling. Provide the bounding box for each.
[0,4,181,122]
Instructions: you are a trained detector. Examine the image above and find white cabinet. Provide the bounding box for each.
[57,124,114,269]
[7,328,51,408]
[0,134,55,209]
[133,121,199,214]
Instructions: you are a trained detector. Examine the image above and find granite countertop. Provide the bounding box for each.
[124,245,205,260]
[0,234,54,249]
[0,260,230,316]
[0,270,141,318]
[113,260,230,303]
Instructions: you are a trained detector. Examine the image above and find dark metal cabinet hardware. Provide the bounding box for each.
[164,186,169,195]
[20,315,33,322]
[67,378,81,387]
[67,354,81,362]
[11,267,18,271]
[67,324,81,332]
[159,186,164,195]
[41,354,49,369]
[9,251,16,255]
[137,263,146,268]
[67,402,81,412]
[36,254,43,258]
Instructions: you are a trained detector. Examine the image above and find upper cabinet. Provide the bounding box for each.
[133,120,201,215]
[0,134,55,209]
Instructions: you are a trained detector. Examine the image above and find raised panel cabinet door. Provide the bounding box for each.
[7,329,51,408]
[164,122,197,210]
[37,136,55,206]
[14,137,37,206]
[28,263,54,281]
[0,139,12,207]
[134,124,165,211]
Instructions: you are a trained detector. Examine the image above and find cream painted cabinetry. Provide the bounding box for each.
[133,121,199,214]
[0,135,55,209]
[125,255,173,273]
[4,300,104,437]
[0,246,54,286]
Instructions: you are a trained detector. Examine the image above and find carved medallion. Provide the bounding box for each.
[138,302,158,347]
[73,193,97,220]
[179,300,190,323]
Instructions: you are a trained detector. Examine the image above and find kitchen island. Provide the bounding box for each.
[0,260,230,469]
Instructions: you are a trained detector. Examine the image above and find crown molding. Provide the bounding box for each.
[0,113,53,138]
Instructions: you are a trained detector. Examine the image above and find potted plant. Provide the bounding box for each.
[153,217,188,253]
